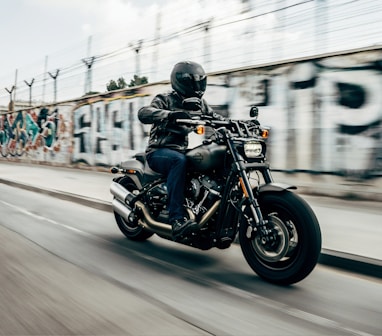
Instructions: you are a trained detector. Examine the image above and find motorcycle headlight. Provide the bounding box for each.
[244,141,263,158]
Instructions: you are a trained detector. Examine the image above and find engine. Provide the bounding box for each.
[145,175,222,221]
[185,175,222,218]
[145,182,168,217]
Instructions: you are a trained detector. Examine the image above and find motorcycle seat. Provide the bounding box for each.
[143,161,164,184]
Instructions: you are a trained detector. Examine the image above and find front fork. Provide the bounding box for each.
[236,161,274,241]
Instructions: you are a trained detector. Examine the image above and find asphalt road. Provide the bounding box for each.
[1,184,381,335]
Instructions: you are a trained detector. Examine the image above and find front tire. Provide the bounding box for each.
[239,190,321,285]
[114,177,153,241]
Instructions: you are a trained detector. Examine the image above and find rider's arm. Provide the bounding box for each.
[138,94,171,124]
[202,98,226,121]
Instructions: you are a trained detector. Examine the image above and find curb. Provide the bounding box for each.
[1,178,381,280]
[0,178,112,212]
[319,249,382,279]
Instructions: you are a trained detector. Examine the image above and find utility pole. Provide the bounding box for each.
[151,11,161,82]
[24,78,35,106]
[82,56,95,94]
[5,85,15,112]
[42,56,48,103]
[13,69,18,110]
[82,36,95,95]
[273,0,286,61]
[203,19,212,71]
[48,69,60,103]
[315,0,327,54]
[130,40,143,77]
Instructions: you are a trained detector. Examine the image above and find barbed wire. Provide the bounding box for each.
[1,0,381,108]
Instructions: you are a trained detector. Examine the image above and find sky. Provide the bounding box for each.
[0,0,381,106]
[1,0,249,79]
[0,0,246,104]
[0,0,163,81]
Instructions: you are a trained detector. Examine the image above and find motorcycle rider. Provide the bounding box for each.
[138,61,223,241]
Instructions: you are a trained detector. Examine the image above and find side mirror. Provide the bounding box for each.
[250,106,259,119]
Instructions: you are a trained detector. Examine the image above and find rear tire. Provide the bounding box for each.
[114,177,153,241]
[239,190,321,285]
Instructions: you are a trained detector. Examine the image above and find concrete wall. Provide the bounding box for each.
[1,48,382,187]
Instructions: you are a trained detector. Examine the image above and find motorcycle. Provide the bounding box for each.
[110,105,322,285]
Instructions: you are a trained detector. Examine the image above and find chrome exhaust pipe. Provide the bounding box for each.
[110,182,172,238]
[199,200,221,227]
[112,198,132,222]
[111,181,220,239]
[135,201,172,237]
[110,182,135,204]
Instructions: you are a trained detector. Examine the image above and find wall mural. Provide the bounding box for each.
[0,105,72,163]
[1,49,381,180]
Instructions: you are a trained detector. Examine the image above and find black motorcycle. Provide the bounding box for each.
[110,106,322,285]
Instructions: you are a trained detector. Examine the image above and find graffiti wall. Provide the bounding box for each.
[0,104,72,163]
[2,48,381,180]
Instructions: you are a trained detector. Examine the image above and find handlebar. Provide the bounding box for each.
[175,117,263,138]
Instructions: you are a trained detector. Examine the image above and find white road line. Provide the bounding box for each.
[0,199,375,336]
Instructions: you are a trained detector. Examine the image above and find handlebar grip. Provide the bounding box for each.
[175,119,206,125]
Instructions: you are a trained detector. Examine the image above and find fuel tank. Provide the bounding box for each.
[186,142,227,172]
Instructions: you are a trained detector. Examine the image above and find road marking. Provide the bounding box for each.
[0,199,375,336]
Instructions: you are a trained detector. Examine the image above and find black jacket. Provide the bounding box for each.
[138,91,219,154]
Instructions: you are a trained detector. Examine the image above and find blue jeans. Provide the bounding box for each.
[147,148,187,222]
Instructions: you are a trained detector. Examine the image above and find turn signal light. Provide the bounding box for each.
[195,125,205,135]
[261,129,269,138]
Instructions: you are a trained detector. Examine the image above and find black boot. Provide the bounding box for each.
[171,217,198,241]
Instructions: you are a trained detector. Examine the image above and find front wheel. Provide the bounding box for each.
[114,177,153,241]
[239,190,321,285]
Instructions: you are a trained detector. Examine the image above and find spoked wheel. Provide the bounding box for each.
[113,177,153,241]
[239,190,321,285]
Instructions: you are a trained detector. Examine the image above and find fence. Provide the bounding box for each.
[1,47,381,187]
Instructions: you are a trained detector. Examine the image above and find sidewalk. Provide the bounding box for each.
[0,160,381,278]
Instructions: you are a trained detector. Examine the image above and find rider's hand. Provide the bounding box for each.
[168,110,191,122]
[182,97,202,111]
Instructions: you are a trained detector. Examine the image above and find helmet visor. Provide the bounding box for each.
[176,73,207,95]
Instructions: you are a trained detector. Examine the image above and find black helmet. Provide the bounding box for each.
[170,61,207,98]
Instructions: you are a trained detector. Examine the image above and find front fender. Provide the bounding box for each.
[258,182,297,193]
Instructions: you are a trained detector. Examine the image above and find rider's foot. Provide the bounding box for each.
[171,217,198,241]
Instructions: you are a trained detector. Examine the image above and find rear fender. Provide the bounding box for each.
[113,159,144,189]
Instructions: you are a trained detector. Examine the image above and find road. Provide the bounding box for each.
[0,183,381,335]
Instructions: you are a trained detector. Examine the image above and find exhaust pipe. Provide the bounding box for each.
[110,182,221,239]
[112,198,133,222]
[110,182,135,205]
[112,198,172,238]
[110,181,172,237]
[135,201,172,237]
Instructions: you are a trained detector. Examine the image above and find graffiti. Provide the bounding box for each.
[72,94,150,166]
[2,49,381,180]
[0,106,71,162]
[209,54,382,178]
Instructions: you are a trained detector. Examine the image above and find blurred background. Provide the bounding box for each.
[0,0,381,194]
[0,0,380,105]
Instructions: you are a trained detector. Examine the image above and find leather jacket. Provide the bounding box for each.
[138,91,220,154]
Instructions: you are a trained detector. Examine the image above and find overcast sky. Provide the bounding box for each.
[0,0,248,102]
[0,0,381,105]
[0,0,247,78]
[0,0,164,80]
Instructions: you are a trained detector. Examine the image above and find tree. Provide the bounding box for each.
[128,75,148,87]
[106,75,148,91]
[106,77,127,91]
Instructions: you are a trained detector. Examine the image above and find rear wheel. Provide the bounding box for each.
[239,190,321,285]
[114,177,153,241]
